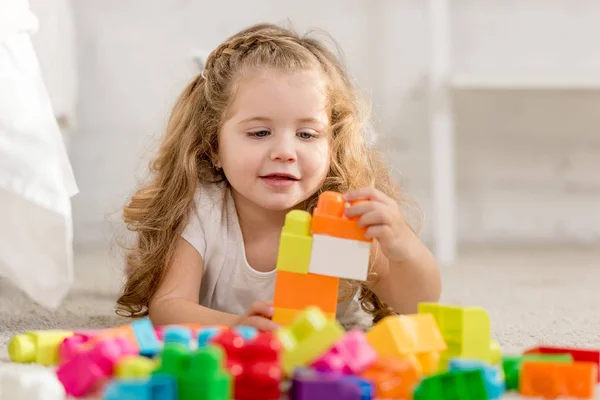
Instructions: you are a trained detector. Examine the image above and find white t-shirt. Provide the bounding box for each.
[181,181,371,328]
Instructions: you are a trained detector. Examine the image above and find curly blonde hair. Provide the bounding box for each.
[116,22,412,324]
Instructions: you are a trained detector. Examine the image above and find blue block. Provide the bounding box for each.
[197,326,221,348]
[103,380,149,400]
[131,317,161,357]
[449,358,505,399]
[345,376,374,400]
[163,326,192,349]
[235,326,258,341]
[149,374,177,400]
[102,375,176,400]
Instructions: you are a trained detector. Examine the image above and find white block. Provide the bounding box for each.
[308,234,371,281]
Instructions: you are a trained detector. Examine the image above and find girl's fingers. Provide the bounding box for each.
[357,208,392,228]
[365,224,394,240]
[344,200,375,219]
[344,187,394,206]
[248,301,274,317]
[245,316,280,331]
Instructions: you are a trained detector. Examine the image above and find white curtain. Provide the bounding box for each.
[0,0,78,309]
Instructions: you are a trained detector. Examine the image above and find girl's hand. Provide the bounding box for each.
[234,301,279,331]
[344,187,415,264]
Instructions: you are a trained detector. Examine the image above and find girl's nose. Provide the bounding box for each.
[270,137,296,162]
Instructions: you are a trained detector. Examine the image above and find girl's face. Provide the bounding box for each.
[216,68,331,212]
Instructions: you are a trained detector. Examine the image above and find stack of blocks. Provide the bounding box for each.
[4,191,600,399]
[273,191,372,325]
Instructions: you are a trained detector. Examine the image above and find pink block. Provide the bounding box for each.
[56,337,138,397]
[311,329,377,374]
[59,335,90,363]
[154,326,165,341]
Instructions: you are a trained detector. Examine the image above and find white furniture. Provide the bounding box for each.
[427,0,600,266]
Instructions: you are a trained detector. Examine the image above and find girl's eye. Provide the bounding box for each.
[297,131,315,140]
[249,130,270,138]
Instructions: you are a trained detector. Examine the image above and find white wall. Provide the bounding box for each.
[66,0,600,248]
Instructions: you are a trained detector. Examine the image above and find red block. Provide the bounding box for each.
[211,329,282,400]
[524,346,600,382]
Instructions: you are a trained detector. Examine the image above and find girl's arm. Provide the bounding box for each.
[148,237,238,326]
[369,229,441,315]
[149,237,278,330]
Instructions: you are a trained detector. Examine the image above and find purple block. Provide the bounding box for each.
[290,369,361,400]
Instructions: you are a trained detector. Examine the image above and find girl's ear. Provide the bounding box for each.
[212,153,222,170]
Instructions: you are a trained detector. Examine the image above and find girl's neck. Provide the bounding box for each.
[230,188,289,238]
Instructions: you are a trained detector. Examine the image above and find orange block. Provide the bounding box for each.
[365,313,447,375]
[520,361,596,399]
[311,191,371,243]
[361,356,419,399]
[273,271,339,314]
[273,307,335,326]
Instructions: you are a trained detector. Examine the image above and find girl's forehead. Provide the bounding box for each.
[225,68,330,124]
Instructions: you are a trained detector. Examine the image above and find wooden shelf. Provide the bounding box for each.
[450,72,600,90]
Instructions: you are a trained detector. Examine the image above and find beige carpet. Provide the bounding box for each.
[1,245,599,398]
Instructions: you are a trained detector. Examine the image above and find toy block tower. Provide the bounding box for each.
[272,191,373,326]
[308,192,372,280]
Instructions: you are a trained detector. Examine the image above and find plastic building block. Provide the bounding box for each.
[115,355,157,379]
[419,302,496,368]
[413,369,489,400]
[272,270,339,325]
[59,334,93,363]
[211,329,282,399]
[8,330,73,366]
[131,317,161,357]
[365,313,446,375]
[273,306,335,326]
[519,360,596,399]
[56,337,137,397]
[181,346,232,400]
[308,234,371,280]
[312,329,377,374]
[276,306,345,376]
[102,374,176,400]
[198,326,222,348]
[360,356,418,399]
[524,345,600,381]
[344,376,374,400]
[502,353,573,390]
[154,343,232,400]
[235,326,258,341]
[311,191,372,242]
[449,358,505,399]
[0,366,66,400]
[290,368,362,400]
[276,210,313,274]
[163,326,192,349]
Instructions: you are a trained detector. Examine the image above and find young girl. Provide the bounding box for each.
[116,23,441,331]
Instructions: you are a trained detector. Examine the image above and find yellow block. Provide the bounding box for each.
[115,355,157,378]
[273,307,335,326]
[419,302,494,363]
[8,330,73,366]
[276,306,344,376]
[275,210,313,274]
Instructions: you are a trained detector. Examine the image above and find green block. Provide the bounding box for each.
[154,344,190,376]
[501,354,573,390]
[180,346,232,400]
[413,369,489,400]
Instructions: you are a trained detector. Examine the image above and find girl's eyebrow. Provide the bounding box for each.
[238,116,325,125]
